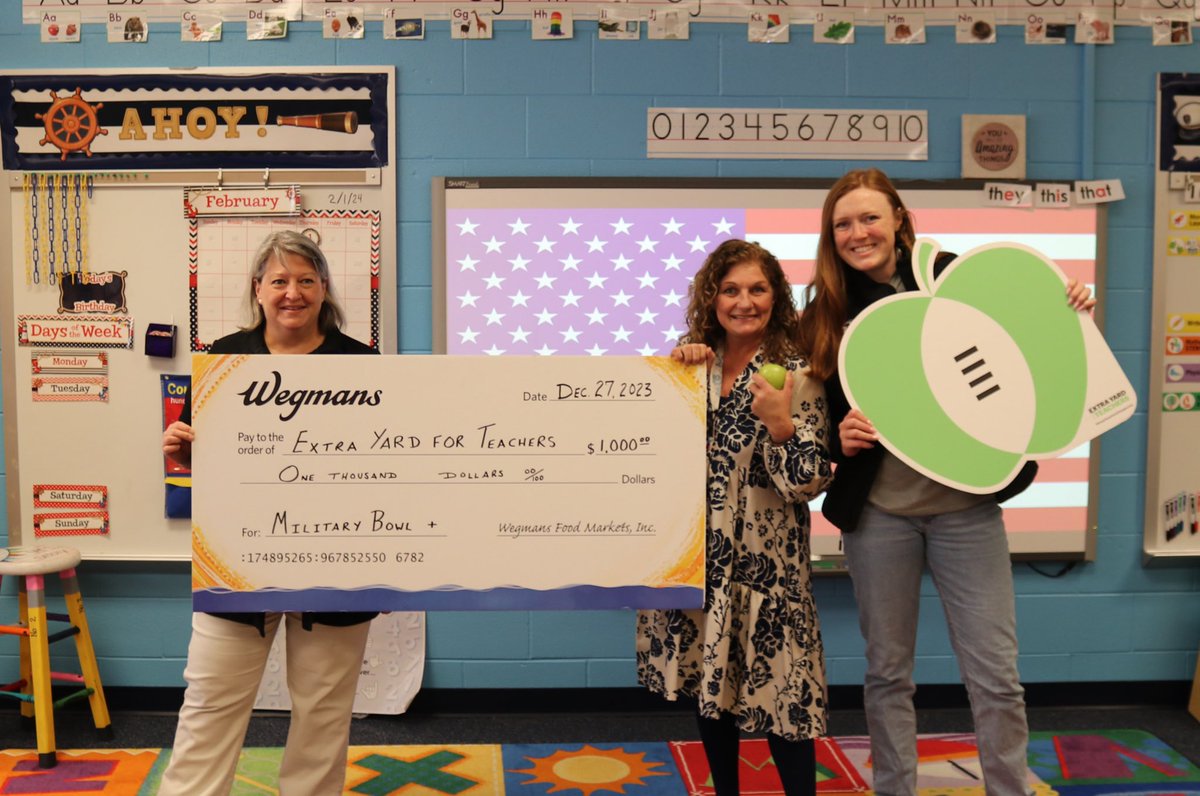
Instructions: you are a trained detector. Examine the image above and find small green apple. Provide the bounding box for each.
[760,362,787,390]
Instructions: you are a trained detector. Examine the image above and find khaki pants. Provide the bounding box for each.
[158,612,372,796]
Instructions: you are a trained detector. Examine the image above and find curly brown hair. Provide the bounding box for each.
[681,239,801,364]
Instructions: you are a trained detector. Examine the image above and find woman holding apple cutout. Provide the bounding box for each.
[638,239,833,796]
[796,169,1094,796]
[159,230,377,796]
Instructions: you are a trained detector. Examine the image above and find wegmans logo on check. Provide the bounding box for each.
[238,370,383,421]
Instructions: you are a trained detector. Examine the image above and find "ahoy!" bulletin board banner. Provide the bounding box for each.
[0,72,389,171]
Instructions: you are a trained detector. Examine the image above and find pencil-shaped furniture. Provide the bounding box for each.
[0,546,112,768]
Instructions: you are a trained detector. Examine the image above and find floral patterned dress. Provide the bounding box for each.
[637,347,833,741]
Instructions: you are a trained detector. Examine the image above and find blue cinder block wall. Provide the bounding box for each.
[0,4,1196,692]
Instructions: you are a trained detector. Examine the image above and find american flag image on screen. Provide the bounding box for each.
[443,196,1098,556]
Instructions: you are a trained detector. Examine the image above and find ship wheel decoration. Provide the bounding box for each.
[35,88,107,161]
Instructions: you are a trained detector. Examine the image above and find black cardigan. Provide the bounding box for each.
[819,247,1038,534]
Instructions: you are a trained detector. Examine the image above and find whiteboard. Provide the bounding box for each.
[0,68,396,560]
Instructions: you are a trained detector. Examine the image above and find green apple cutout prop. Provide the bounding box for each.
[760,363,787,390]
[839,238,1136,494]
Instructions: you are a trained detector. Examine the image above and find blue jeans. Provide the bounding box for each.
[843,502,1028,796]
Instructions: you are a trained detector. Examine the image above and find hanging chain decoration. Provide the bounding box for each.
[78,175,91,278]
[23,174,34,285]
[31,175,42,285]
[45,174,57,285]
[22,174,92,287]
[60,173,70,284]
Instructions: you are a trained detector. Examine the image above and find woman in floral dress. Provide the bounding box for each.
[638,239,833,796]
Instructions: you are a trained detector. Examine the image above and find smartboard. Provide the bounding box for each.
[0,68,396,560]
[434,177,1106,561]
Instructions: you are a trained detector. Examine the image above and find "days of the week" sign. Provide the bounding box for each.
[17,315,133,349]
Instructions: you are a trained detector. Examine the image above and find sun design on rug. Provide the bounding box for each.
[512,744,668,796]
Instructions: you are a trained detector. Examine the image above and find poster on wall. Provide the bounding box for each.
[0,71,389,171]
[1146,73,1200,558]
[255,613,425,716]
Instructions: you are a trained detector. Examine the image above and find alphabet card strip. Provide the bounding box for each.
[323,8,365,39]
[956,12,997,43]
[40,11,81,43]
[33,511,109,538]
[814,12,854,44]
[598,8,639,40]
[181,13,222,42]
[748,11,789,42]
[384,10,425,39]
[886,14,926,44]
[1025,15,1069,44]
[106,11,147,43]
[532,7,574,39]
[452,8,493,38]
[34,484,108,509]
[647,9,689,39]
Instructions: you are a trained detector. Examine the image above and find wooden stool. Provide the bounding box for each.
[0,546,112,768]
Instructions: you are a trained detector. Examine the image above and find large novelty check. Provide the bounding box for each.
[191,355,706,612]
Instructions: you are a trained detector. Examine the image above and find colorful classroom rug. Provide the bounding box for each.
[0,730,1195,795]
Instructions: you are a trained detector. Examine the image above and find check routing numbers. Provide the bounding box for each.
[647,107,929,160]
[191,354,706,596]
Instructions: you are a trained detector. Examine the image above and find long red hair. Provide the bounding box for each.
[796,169,915,380]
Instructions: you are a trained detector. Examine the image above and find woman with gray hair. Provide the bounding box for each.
[159,229,376,795]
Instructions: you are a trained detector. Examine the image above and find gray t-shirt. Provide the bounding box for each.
[865,271,990,516]
[867,448,990,515]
